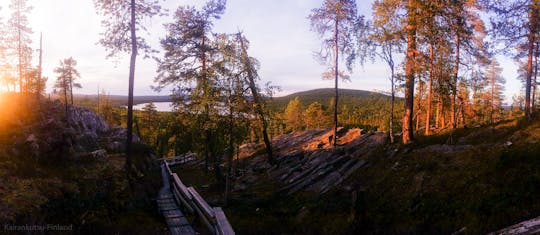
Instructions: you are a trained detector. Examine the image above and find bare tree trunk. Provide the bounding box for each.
[69,75,74,105]
[37,33,42,101]
[441,102,446,129]
[125,0,138,181]
[402,0,417,144]
[450,34,460,144]
[238,33,276,165]
[435,95,440,129]
[225,103,234,206]
[532,41,539,111]
[17,5,23,93]
[490,62,495,126]
[389,62,395,143]
[415,80,424,133]
[333,18,339,147]
[201,35,211,172]
[64,79,69,122]
[524,6,536,118]
[426,43,434,135]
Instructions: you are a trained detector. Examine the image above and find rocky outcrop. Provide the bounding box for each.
[488,216,540,235]
[15,101,140,158]
[68,106,110,135]
[236,128,387,195]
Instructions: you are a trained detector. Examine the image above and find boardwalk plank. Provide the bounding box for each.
[159,163,195,235]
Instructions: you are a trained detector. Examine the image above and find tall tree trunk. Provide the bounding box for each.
[525,4,536,118]
[450,34,460,144]
[415,80,424,133]
[402,0,417,144]
[64,79,69,122]
[17,6,23,94]
[125,0,137,180]
[441,99,446,129]
[425,43,434,136]
[435,95,440,129]
[534,42,539,110]
[225,103,234,206]
[490,62,495,126]
[69,75,74,105]
[237,33,275,165]
[37,33,42,101]
[333,18,339,147]
[201,35,211,172]
[389,61,395,143]
[525,34,534,118]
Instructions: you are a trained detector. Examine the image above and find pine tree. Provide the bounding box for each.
[308,0,368,146]
[53,57,81,120]
[284,97,304,132]
[371,0,403,142]
[486,60,505,125]
[154,0,226,174]
[94,0,162,180]
[7,0,32,93]
[486,0,540,118]
[304,102,325,130]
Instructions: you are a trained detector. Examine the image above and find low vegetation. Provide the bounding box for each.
[168,114,540,234]
[0,94,164,234]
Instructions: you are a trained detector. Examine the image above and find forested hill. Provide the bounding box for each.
[268,88,397,110]
[73,94,172,106]
[72,88,394,110]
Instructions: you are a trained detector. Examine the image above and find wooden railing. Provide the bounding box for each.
[164,160,235,235]
[159,152,197,166]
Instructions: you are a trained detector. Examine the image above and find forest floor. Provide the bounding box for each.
[172,115,540,235]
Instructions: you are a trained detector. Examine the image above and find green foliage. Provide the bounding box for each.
[270,89,404,133]
[284,97,304,132]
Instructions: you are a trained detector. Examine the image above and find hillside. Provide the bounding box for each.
[268,88,396,110]
[0,94,164,233]
[170,115,540,234]
[72,94,172,106]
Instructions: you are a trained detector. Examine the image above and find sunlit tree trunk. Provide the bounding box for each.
[525,31,534,118]
[402,0,417,144]
[435,95,440,129]
[426,43,434,135]
[333,17,339,146]
[534,42,539,110]
[238,33,275,165]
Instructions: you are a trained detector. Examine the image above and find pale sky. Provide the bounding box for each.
[0,0,521,103]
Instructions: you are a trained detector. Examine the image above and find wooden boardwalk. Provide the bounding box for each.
[158,164,196,235]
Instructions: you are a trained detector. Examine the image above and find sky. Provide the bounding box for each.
[0,0,522,103]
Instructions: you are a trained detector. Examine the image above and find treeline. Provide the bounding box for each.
[303,0,540,144]
[268,93,405,134]
[0,0,84,121]
[367,0,539,143]
[0,1,46,98]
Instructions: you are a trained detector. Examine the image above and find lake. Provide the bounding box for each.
[132,102,174,112]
